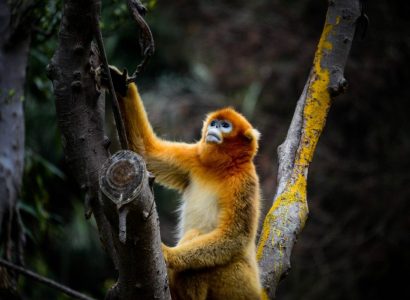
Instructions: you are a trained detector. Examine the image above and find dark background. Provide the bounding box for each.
[19,0,410,299]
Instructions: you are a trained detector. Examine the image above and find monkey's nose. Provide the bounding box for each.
[206,128,222,144]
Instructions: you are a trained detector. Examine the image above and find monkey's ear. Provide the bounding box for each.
[244,128,261,141]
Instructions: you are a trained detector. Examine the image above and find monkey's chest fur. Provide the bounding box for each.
[177,178,219,240]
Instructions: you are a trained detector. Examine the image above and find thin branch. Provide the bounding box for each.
[92,1,129,150]
[126,0,155,82]
[0,258,96,300]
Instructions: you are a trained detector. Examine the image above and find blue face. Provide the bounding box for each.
[206,119,233,144]
[209,119,232,132]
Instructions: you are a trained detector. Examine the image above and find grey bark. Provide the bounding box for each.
[47,0,170,299]
[0,0,34,297]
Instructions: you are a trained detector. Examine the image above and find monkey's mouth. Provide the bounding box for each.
[206,132,222,144]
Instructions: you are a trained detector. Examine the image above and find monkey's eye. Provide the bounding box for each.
[220,120,232,133]
[210,120,217,127]
[221,121,230,128]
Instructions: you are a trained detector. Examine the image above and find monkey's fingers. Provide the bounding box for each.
[100,65,129,97]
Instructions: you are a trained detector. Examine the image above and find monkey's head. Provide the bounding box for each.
[200,107,260,162]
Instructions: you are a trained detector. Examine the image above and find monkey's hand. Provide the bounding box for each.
[100,65,129,97]
[163,242,205,271]
[162,229,202,268]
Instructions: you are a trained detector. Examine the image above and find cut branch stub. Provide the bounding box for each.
[99,150,171,300]
[100,150,147,208]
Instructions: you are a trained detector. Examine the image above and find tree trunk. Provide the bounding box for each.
[48,1,170,299]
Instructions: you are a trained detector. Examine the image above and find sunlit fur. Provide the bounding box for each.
[117,80,262,299]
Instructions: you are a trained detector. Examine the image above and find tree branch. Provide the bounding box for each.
[126,0,155,82]
[257,1,362,298]
[0,258,96,300]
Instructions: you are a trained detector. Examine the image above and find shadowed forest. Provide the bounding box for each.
[3,0,409,299]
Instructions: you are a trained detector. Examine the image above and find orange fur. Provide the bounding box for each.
[117,79,262,299]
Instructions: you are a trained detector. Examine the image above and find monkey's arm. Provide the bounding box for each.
[108,67,196,191]
[163,178,258,270]
[178,229,202,245]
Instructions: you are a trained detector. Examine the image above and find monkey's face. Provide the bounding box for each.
[205,119,233,144]
[202,108,260,159]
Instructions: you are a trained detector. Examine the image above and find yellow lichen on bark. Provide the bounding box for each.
[257,174,308,261]
[261,290,269,300]
[296,22,332,169]
[257,19,335,296]
[257,20,333,258]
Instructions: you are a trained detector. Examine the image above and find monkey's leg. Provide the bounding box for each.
[171,269,208,300]
[207,258,261,300]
